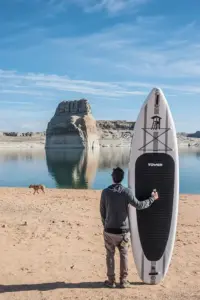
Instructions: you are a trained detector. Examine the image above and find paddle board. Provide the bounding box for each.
[128,87,179,284]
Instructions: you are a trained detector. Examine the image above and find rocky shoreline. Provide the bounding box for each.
[0,128,200,149]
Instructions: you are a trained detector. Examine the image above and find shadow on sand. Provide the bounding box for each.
[0,281,145,293]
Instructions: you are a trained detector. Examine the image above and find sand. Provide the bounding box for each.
[0,188,199,300]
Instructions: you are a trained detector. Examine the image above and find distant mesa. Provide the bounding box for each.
[187,131,200,138]
[45,98,99,149]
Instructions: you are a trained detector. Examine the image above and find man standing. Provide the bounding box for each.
[100,167,159,288]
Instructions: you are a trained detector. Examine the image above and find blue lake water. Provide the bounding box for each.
[0,147,200,194]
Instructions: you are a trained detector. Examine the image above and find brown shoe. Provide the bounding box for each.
[104,280,116,288]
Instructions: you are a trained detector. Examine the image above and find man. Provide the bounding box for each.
[100,167,159,288]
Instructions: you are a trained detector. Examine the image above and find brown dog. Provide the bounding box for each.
[29,184,45,194]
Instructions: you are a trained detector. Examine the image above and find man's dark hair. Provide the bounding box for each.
[112,167,124,183]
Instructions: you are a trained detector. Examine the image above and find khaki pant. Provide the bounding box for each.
[103,231,130,282]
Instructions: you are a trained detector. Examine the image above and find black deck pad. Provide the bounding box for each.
[135,153,175,261]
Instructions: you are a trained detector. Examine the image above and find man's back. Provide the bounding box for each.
[101,183,130,233]
[100,183,155,234]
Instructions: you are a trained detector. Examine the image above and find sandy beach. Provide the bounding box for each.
[0,188,199,300]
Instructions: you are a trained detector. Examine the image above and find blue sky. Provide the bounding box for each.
[0,0,200,132]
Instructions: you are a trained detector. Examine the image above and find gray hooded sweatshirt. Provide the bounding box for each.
[100,183,155,234]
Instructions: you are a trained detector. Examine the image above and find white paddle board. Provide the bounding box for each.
[128,87,179,284]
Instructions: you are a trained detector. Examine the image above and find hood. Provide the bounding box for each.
[108,183,124,193]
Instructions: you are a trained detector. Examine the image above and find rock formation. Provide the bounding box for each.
[96,120,135,147]
[45,99,99,149]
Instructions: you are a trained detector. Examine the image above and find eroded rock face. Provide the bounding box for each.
[96,120,135,147]
[45,99,99,149]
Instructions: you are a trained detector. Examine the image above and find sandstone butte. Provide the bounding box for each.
[45,98,136,149]
[45,99,100,149]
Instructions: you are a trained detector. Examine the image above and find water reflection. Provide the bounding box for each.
[45,147,131,188]
[0,149,45,162]
[0,147,200,193]
[98,147,131,169]
[196,152,200,160]
[45,148,100,188]
[178,148,200,159]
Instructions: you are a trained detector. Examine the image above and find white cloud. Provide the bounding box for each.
[44,0,150,14]
[1,17,200,98]
[0,101,34,105]
[18,0,150,17]
[1,68,200,101]
[122,81,200,94]
[2,14,200,82]
[73,0,149,13]
[0,89,45,96]
[0,69,148,98]
[41,19,200,81]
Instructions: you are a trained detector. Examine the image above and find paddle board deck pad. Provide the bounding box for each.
[128,87,179,284]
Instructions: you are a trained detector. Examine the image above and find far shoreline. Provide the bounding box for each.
[0,144,199,150]
[0,132,200,149]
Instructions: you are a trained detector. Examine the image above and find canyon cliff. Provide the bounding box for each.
[45,99,99,149]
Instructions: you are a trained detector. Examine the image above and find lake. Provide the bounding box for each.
[0,147,199,194]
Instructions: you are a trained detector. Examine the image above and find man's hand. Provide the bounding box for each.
[151,189,159,200]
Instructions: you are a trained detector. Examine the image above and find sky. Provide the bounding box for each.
[0,0,200,133]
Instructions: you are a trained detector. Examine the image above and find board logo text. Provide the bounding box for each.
[148,163,163,167]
